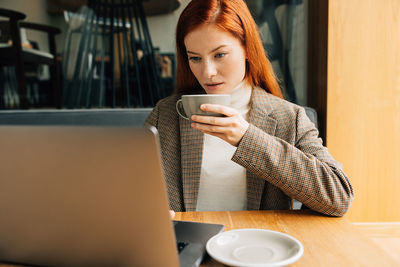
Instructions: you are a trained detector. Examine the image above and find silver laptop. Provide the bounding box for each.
[0,126,224,267]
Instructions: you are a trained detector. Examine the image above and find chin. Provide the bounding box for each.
[202,83,232,95]
[204,88,230,95]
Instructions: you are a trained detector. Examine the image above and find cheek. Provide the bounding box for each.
[227,56,246,79]
[238,56,247,78]
[189,63,201,80]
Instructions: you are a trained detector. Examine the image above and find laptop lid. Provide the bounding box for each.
[0,126,180,267]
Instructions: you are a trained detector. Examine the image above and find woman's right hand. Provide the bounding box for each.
[169,210,175,219]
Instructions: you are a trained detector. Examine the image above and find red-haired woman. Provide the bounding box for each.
[145,0,353,217]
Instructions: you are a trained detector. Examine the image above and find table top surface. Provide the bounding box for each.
[175,210,398,267]
[0,210,397,267]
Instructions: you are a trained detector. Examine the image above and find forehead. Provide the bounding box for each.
[184,24,243,53]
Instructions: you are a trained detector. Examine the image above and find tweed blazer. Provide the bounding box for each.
[145,87,354,216]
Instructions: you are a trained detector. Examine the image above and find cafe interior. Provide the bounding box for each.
[0,0,399,266]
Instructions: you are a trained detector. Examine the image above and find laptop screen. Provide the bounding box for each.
[0,126,180,266]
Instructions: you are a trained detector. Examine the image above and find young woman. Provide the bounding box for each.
[145,0,353,216]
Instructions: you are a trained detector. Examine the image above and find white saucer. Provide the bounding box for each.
[206,228,303,267]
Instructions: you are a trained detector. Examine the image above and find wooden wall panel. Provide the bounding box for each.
[327,0,400,221]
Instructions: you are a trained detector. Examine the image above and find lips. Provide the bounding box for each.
[205,82,224,90]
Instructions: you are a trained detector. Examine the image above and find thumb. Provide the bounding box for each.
[169,210,175,219]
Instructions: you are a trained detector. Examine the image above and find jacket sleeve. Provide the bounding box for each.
[232,107,354,216]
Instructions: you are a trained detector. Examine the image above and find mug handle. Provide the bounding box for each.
[176,99,189,120]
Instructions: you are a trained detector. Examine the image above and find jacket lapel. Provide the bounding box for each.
[246,88,277,210]
[179,116,203,211]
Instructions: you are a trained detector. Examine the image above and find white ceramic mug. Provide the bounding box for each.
[176,94,231,120]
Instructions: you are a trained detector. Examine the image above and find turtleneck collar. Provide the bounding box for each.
[229,80,252,117]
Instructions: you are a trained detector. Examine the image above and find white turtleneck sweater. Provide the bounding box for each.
[196,81,252,211]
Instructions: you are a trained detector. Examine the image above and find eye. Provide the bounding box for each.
[215,52,227,59]
[188,56,201,63]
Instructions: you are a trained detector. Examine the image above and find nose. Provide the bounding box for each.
[202,60,217,79]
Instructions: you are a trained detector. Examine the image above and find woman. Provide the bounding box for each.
[145,0,353,216]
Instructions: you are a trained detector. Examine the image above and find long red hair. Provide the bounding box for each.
[175,0,283,98]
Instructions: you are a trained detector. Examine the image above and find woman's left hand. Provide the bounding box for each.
[191,104,249,146]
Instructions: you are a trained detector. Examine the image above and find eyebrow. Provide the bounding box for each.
[187,45,227,55]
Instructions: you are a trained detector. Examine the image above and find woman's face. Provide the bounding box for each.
[184,24,247,94]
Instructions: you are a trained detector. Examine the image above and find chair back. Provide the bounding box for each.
[303,106,318,129]
[0,8,61,109]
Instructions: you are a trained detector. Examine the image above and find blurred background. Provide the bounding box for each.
[0,0,399,225]
[0,0,309,109]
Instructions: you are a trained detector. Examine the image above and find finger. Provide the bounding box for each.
[169,210,175,219]
[191,114,231,126]
[200,104,237,117]
[192,122,227,134]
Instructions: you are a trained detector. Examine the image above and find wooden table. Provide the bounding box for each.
[1,210,397,267]
[175,210,398,267]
